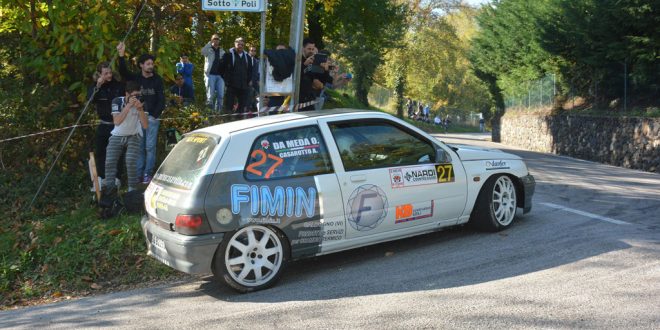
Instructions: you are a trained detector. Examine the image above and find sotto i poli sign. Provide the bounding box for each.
[202,0,265,12]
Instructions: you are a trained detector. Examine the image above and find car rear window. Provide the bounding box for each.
[153,133,218,190]
[244,125,333,180]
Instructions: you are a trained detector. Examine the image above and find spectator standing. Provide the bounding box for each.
[116,42,165,184]
[298,38,326,111]
[220,37,253,115]
[175,54,194,94]
[248,45,260,111]
[102,81,148,199]
[479,115,485,132]
[444,114,452,133]
[89,61,124,181]
[201,34,225,112]
[170,73,194,107]
[423,104,430,122]
[406,98,413,118]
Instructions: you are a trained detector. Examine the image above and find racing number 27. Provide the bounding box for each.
[246,150,283,179]
[436,163,455,183]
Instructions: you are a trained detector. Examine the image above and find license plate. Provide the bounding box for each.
[151,234,166,253]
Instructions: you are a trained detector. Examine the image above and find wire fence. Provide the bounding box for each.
[504,74,556,110]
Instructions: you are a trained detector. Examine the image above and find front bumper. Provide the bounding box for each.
[141,216,224,274]
[519,174,535,214]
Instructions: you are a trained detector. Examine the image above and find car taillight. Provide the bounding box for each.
[176,214,202,228]
[175,214,210,235]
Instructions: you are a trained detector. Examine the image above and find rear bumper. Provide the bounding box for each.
[519,174,535,214]
[141,216,224,274]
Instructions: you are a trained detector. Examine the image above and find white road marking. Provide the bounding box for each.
[540,202,632,226]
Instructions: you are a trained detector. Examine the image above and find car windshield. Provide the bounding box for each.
[153,133,218,190]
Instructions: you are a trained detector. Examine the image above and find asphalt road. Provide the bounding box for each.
[2,133,659,329]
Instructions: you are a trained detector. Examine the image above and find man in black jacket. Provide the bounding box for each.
[298,38,332,111]
[116,42,165,184]
[220,37,253,115]
[89,61,124,180]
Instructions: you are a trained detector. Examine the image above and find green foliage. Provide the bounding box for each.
[470,0,658,112]
[325,0,408,106]
[380,2,491,120]
[538,0,660,104]
[0,207,176,308]
[469,0,558,106]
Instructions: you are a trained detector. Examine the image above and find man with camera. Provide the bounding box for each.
[299,39,330,111]
[100,81,149,206]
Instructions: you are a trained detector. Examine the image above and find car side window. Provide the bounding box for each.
[244,126,333,180]
[329,120,436,171]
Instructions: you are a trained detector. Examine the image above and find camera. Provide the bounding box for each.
[131,95,144,103]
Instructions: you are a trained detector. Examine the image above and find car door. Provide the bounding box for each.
[204,123,344,259]
[318,116,467,241]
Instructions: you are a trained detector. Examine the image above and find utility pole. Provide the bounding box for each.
[289,0,306,112]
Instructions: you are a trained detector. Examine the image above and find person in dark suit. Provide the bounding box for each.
[220,37,253,115]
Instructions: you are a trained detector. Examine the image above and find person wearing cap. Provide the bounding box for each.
[201,34,225,112]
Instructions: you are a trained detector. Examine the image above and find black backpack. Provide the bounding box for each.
[123,190,145,214]
[99,187,144,219]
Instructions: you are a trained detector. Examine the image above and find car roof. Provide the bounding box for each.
[194,108,385,136]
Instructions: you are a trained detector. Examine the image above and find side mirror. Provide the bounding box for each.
[436,147,451,163]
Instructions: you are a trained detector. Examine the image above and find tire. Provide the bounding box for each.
[469,174,518,232]
[213,225,289,293]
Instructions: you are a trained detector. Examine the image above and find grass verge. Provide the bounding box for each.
[0,206,178,309]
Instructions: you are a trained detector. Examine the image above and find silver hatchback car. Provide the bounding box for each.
[142,109,534,292]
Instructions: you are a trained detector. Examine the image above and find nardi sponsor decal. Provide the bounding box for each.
[395,201,434,224]
[389,164,438,188]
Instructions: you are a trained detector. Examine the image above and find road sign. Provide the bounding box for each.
[202,0,265,12]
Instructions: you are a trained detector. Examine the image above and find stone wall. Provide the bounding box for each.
[500,113,660,173]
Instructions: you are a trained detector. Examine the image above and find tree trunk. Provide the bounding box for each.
[150,5,162,53]
[29,0,37,38]
[308,2,324,49]
[394,72,406,118]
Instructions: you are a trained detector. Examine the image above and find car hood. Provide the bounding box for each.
[448,144,521,161]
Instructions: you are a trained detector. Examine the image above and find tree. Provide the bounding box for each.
[538,0,660,106]
[380,1,491,120]
[325,0,408,106]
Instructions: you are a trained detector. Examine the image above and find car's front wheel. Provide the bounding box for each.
[213,225,288,293]
[469,174,518,231]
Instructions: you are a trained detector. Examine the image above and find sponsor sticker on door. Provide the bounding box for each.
[395,201,434,224]
[389,164,438,188]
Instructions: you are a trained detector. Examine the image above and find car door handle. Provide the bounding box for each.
[350,175,366,182]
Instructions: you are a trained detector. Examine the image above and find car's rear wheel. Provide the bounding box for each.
[469,174,518,231]
[213,225,288,293]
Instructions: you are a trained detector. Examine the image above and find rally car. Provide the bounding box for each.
[141,109,535,292]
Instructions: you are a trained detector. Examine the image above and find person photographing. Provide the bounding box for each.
[100,81,149,209]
